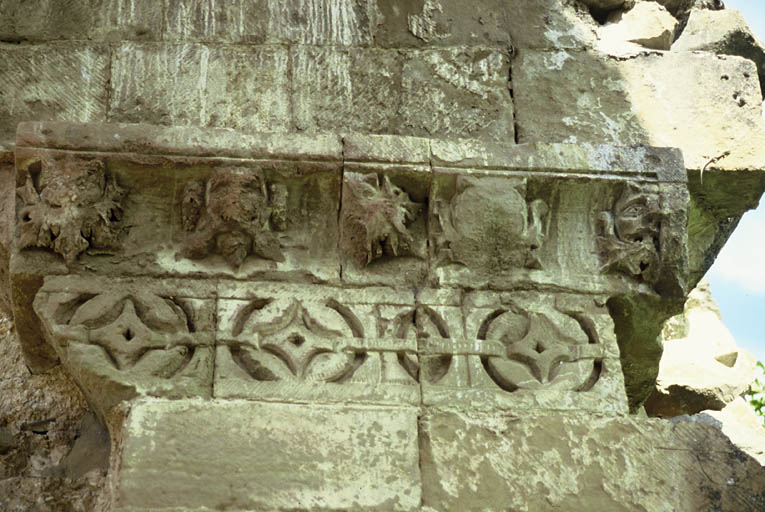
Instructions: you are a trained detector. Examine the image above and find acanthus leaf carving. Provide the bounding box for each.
[597,183,663,283]
[341,173,421,266]
[180,168,287,269]
[17,157,126,263]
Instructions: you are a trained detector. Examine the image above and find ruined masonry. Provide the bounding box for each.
[2,1,765,511]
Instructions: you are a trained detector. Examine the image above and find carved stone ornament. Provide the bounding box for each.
[433,176,549,270]
[341,172,421,266]
[179,167,288,269]
[597,183,663,283]
[33,278,215,413]
[17,156,126,263]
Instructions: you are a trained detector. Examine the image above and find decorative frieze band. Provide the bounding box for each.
[33,276,628,414]
[13,122,688,295]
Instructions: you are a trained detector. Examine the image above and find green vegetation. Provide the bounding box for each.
[746,361,765,425]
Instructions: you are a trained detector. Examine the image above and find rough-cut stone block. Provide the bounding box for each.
[514,50,763,170]
[163,0,268,43]
[418,289,629,414]
[291,46,513,141]
[397,47,513,141]
[116,399,421,511]
[214,282,420,405]
[420,411,765,511]
[266,0,376,45]
[0,0,162,42]
[673,8,765,98]
[504,0,599,49]
[372,0,512,48]
[109,43,290,133]
[0,45,108,150]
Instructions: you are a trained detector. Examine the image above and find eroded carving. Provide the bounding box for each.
[229,299,361,382]
[17,157,126,263]
[40,290,198,377]
[180,168,287,269]
[597,184,662,283]
[341,173,421,266]
[433,176,549,270]
[479,305,602,392]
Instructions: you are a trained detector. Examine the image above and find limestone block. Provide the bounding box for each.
[514,50,764,171]
[372,0,512,48]
[700,398,765,465]
[109,42,290,133]
[291,46,514,141]
[397,47,514,141]
[645,280,758,417]
[0,44,108,150]
[420,410,765,511]
[115,399,421,511]
[214,281,420,405]
[33,276,215,416]
[673,8,765,98]
[265,0,376,45]
[599,1,678,51]
[502,0,599,50]
[0,0,162,42]
[163,0,268,43]
[418,289,629,414]
[341,134,431,286]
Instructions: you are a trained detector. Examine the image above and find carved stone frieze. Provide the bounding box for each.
[419,289,629,414]
[215,282,420,405]
[341,172,420,266]
[33,276,214,415]
[432,175,549,276]
[13,123,689,417]
[597,183,663,284]
[16,156,126,263]
[179,168,287,269]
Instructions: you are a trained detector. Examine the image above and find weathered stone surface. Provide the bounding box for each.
[700,398,765,465]
[215,282,420,405]
[0,0,162,42]
[673,8,765,97]
[116,399,421,511]
[599,1,678,50]
[0,44,108,150]
[421,410,765,511]
[373,0,512,48]
[291,46,514,141]
[418,289,630,415]
[266,0,376,45]
[34,276,215,417]
[645,280,758,417]
[109,43,290,133]
[0,312,109,511]
[163,0,268,43]
[504,0,599,49]
[514,50,764,171]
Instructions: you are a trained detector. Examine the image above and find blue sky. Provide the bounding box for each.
[705,0,765,362]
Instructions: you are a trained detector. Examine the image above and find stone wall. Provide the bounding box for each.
[1,1,765,511]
